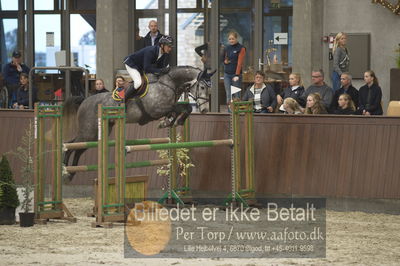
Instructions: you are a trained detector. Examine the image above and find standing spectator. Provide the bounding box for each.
[300,69,333,110]
[330,72,359,111]
[222,31,246,105]
[242,71,276,113]
[143,20,163,47]
[277,72,305,106]
[357,70,383,115]
[333,94,356,115]
[93,79,108,94]
[282,97,303,114]
[332,32,350,91]
[13,73,36,109]
[304,93,328,115]
[2,51,30,108]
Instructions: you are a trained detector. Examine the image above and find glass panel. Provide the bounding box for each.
[177,12,204,68]
[263,16,282,65]
[165,0,169,9]
[70,14,96,73]
[1,0,18,10]
[221,0,251,9]
[164,13,169,35]
[34,0,54,10]
[34,14,61,71]
[135,0,158,9]
[0,18,18,71]
[288,15,292,66]
[264,0,293,12]
[178,0,197,9]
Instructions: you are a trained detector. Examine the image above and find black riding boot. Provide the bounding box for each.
[125,82,138,100]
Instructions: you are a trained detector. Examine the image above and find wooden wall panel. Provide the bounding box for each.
[2,110,400,199]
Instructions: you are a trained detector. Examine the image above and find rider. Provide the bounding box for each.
[121,35,173,100]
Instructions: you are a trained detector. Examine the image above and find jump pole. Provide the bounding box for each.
[33,103,76,223]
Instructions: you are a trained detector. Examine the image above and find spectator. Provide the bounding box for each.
[277,72,305,107]
[122,35,172,100]
[143,20,163,47]
[93,79,108,94]
[242,71,276,113]
[330,72,359,111]
[333,94,355,115]
[2,51,30,108]
[13,73,36,109]
[357,70,383,115]
[332,32,350,91]
[281,97,303,114]
[300,69,333,110]
[112,75,126,100]
[222,31,246,105]
[304,93,327,114]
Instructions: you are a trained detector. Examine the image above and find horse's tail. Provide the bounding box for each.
[45,96,85,142]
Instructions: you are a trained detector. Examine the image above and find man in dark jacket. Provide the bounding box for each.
[143,20,163,47]
[2,51,30,108]
[122,35,173,100]
[330,72,359,111]
[242,71,277,113]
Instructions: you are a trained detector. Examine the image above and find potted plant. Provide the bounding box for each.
[0,155,20,225]
[11,121,35,227]
[157,133,194,191]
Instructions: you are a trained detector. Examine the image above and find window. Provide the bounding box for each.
[34,14,61,70]
[0,18,18,70]
[34,0,54,11]
[136,0,158,10]
[177,12,204,68]
[70,14,96,73]
[263,0,293,67]
[0,0,18,11]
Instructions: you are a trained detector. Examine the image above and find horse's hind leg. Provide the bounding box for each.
[66,148,87,182]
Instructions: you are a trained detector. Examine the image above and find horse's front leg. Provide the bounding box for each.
[175,103,192,126]
[158,112,178,128]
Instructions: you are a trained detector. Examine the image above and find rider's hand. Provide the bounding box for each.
[232,76,239,82]
[159,67,170,75]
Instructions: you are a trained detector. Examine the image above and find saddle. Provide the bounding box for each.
[112,74,149,102]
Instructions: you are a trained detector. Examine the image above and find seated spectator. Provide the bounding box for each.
[304,93,327,114]
[13,73,36,109]
[93,79,108,94]
[3,51,30,108]
[277,73,305,106]
[357,70,383,115]
[112,75,126,100]
[242,71,276,113]
[299,69,333,109]
[330,72,359,111]
[281,97,303,114]
[333,94,356,115]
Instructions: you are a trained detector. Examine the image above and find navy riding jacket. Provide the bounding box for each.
[123,45,170,75]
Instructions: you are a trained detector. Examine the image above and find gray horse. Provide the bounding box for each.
[63,66,215,180]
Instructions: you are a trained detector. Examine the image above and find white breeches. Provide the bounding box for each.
[125,64,142,89]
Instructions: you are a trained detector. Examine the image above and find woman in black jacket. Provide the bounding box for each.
[333,94,355,115]
[277,73,305,108]
[357,70,383,115]
[242,71,276,113]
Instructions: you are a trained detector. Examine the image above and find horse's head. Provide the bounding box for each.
[190,69,216,113]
